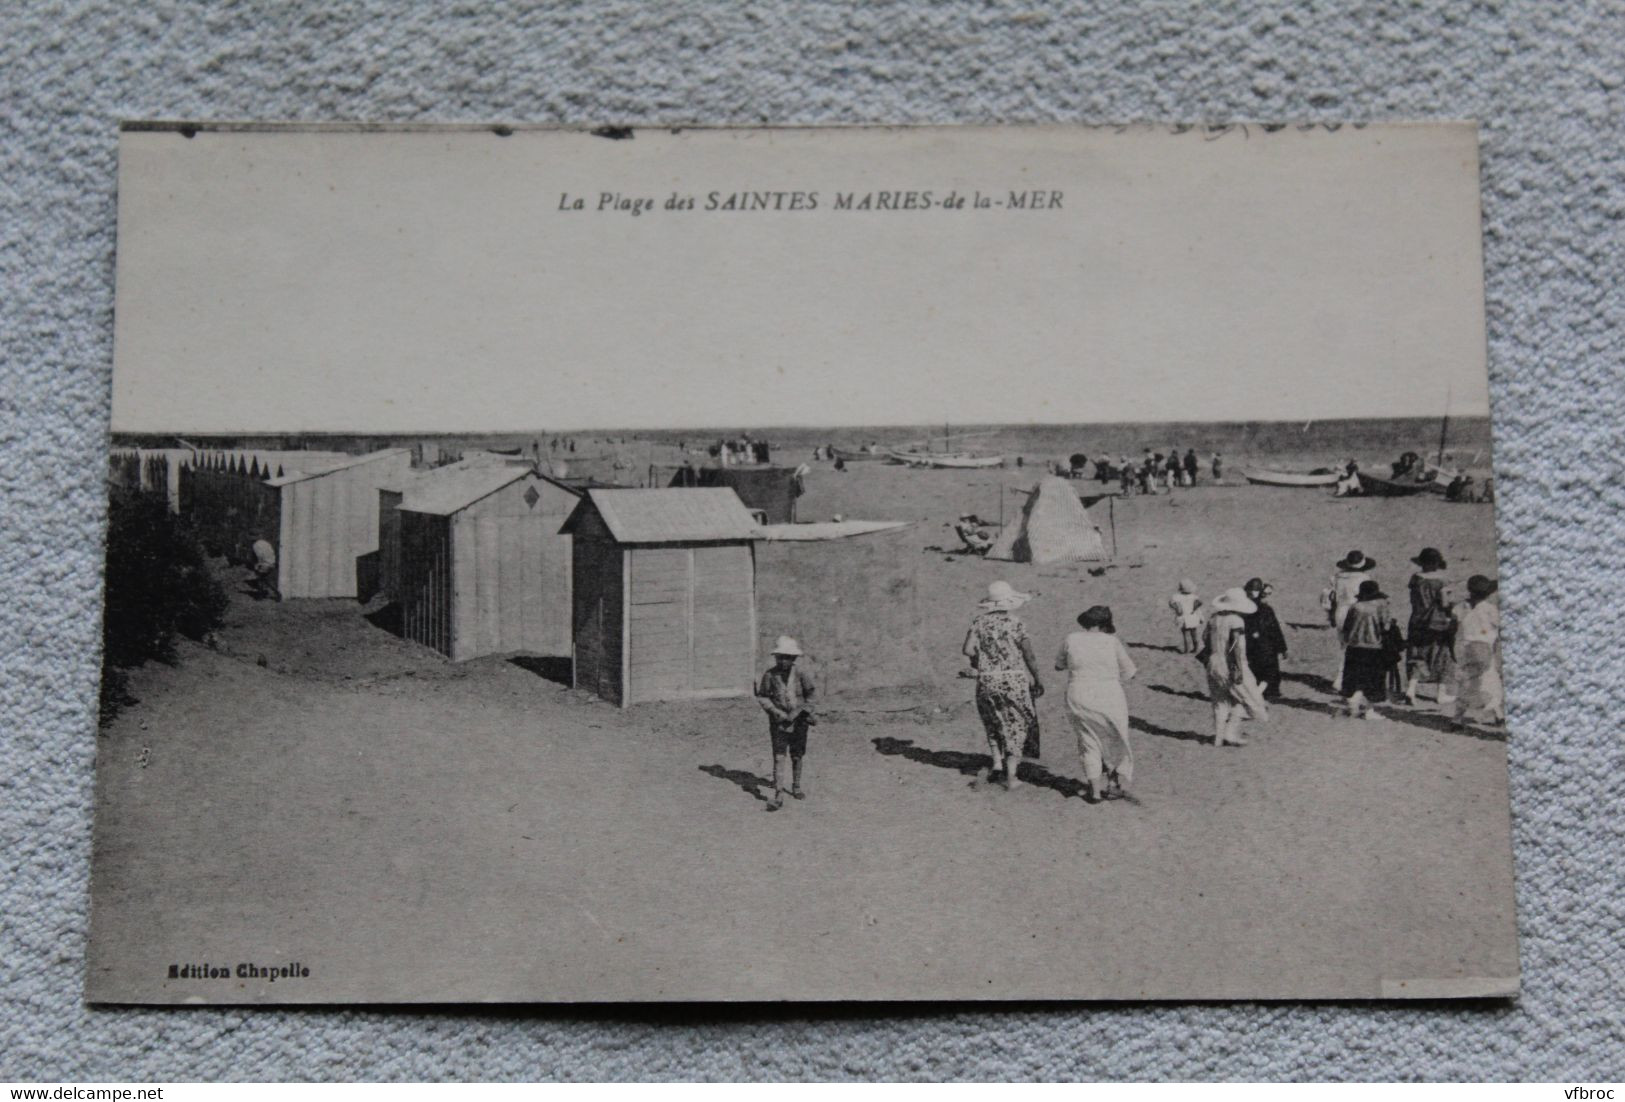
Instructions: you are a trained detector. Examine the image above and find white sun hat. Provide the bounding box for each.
[1209,587,1257,615]
[771,635,804,656]
[978,580,1034,612]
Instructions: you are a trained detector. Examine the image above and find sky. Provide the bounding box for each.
[111,124,1490,433]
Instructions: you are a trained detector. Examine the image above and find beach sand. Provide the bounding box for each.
[88,457,1519,1003]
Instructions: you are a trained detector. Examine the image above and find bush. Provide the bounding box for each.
[100,487,229,723]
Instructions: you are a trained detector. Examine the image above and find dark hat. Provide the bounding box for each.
[1338,550,1376,571]
[1076,605,1115,633]
[1243,577,1266,595]
[1356,579,1386,601]
[1411,547,1448,571]
[1467,575,1498,601]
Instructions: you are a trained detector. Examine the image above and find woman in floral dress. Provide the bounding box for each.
[962,580,1046,789]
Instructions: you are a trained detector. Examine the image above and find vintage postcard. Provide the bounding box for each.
[90,123,1517,1003]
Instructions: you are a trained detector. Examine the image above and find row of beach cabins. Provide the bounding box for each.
[109,446,813,707]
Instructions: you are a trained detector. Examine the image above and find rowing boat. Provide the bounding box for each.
[888,450,1005,469]
[829,447,890,462]
[1356,471,1449,497]
[1243,468,1339,487]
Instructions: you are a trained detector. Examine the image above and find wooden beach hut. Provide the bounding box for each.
[562,488,760,707]
[266,449,413,599]
[394,466,579,662]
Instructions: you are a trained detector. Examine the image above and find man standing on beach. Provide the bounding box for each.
[757,636,817,812]
[1184,448,1199,486]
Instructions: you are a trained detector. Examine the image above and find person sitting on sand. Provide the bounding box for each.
[1242,578,1288,700]
[1201,588,1268,747]
[1334,459,1363,497]
[1168,579,1204,654]
[1339,580,1396,720]
[953,514,994,556]
[1452,575,1504,728]
[1056,605,1138,803]
[963,581,1045,789]
[756,636,817,812]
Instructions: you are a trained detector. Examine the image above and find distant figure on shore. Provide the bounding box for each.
[962,581,1045,789]
[1405,547,1457,708]
[1164,449,1179,490]
[1242,578,1288,699]
[1339,580,1396,720]
[1202,587,1268,747]
[1334,459,1362,497]
[756,636,817,813]
[1055,605,1138,803]
[1184,448,1199,486]
[1453,575,1504,728]
[1211,452,1224,481]
[1119,456,1134,496]
[1168,578,1204,654]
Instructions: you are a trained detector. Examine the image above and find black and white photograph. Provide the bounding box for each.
[89,123,1518,1004]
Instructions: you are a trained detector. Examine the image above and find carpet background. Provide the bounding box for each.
[2,0,1621,1081]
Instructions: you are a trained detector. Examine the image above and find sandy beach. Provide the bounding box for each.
[88,447,1518,1003]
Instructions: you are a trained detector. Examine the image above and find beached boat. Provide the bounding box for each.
[1243,467,1339,487]
[888,450,1004,469]
[829,447,890,462]
[755,519,913,541]
[1356,471,1449,497]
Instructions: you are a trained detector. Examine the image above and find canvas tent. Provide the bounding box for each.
[986,476,1108,563]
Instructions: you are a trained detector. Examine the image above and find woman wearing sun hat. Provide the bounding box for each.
[1055,605,1138,802]
[962,580,1045,789]
[1404,547,1457,708]
[1202,587,1269,746]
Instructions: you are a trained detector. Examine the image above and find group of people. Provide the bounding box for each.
[1093,448,1222,496]
[753,545,1503,815]
[1322,547,1504,725]
[715,435,771,466]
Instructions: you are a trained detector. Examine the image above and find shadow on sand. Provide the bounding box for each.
[509,656,573,687]
[1128,715,1210,744]
[1146,683,1210,704]
[870,736,1126,803]
[1126,641,1186,654]
[1286,621,1333,631]
[699,764,774,804]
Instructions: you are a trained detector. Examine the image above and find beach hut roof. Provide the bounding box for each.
[565,488,759,544]
[266,448,411,486]
[400,466,576,517]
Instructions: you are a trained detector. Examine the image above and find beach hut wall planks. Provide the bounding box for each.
[392,466,580,661]
[562,488,760,707]
[267,449,413,599]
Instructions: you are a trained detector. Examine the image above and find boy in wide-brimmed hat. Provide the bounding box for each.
[756,635,818,812]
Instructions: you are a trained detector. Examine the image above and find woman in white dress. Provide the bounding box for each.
[1055,605,1139,803]
[1203,587,1270,746]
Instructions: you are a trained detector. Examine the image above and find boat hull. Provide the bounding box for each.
[1356,472,1448,497]
[1243,469,1339,487]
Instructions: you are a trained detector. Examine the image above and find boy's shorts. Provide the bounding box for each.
[769,717,810,758]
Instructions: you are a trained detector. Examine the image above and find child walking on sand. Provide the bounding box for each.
[1169,579,1204,654]
[756,636,817,812]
